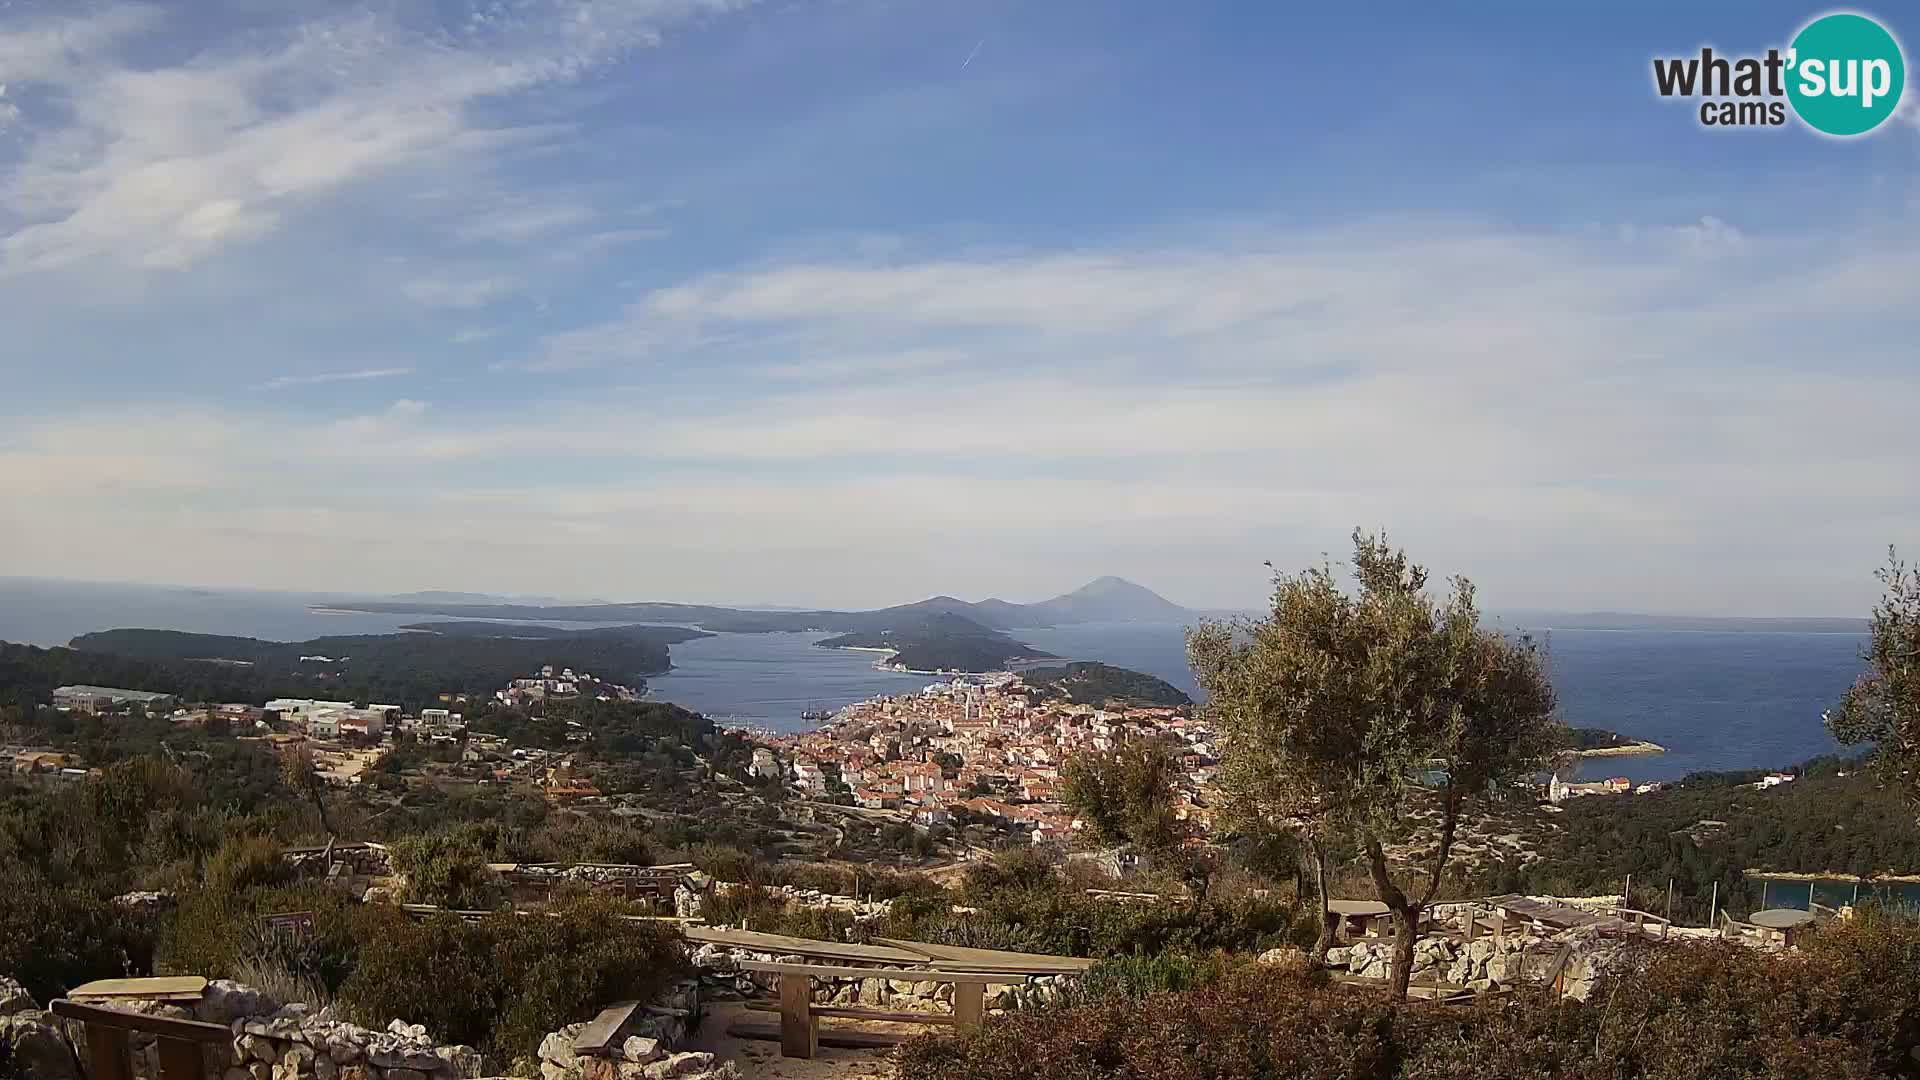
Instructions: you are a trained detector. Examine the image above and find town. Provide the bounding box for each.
[753,673,1217,846]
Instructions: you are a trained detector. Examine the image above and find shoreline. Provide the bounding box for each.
[1572,740,1666,757]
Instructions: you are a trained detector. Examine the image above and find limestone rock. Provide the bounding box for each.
[437,1043,486,1077]
[1,1012,82,1080]
[199,981,279,1026]
[1255,947,1311,974]
[642,1051,715,1079]
[0,977,35,1017]
[621,1036,662,1065]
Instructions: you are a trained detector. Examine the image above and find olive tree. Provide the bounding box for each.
[1191,530,1562,999]
[1827,548,1920,808]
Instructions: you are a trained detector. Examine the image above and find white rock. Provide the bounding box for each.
[643,1051,715,1079]
[621,1037,662,1065]
[0,978,36,1017]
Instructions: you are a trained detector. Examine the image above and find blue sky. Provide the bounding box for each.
[0,0,1916,613]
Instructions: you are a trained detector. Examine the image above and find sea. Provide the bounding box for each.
[0,577,1870,784]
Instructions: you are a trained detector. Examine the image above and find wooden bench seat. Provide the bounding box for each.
[734,961,1014,1059]
[745,1002,958,1025]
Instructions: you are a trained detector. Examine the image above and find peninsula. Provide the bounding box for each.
[1569,726,1666,756]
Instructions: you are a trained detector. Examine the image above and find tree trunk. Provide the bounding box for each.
[1363,834,1419,1001]
[1304,836,1337,964]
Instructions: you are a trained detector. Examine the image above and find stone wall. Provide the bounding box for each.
[1326,928,1624,1001]
[689,943,1076,1013]
[0,978,491,1080]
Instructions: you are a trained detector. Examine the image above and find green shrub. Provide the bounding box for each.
[391,832,504,910]
[0,857,152,1001]
[900,919,1920,1080]
[335,896,687,1060]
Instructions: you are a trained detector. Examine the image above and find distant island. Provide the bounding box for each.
[1568,726,1666,756]
[323,575,1196,632]
[815,613,1055,674]
[0,623,708,710]
[1020,661,1192,707]
[318,577,1194,678]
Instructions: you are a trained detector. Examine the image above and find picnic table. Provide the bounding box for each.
[1748,908,1816,947]
[1327,899,1394,940]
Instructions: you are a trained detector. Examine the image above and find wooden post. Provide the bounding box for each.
[777,973,816,1060]
[952,980,986,1033]
[1624,874,1632,912]
[155,1037,205,1080]
[1665,879,1674,925]
[1810,881,1817,911]
[1492,906,1505,943]
[1709,881,1718,931]
[85,1025,133,1080]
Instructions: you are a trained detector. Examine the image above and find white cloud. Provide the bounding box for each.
[0,1,748,273]
[402,274,516,309]
[262,367,414,390]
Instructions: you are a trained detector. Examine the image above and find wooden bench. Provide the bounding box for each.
[735,961,1028,1059]
[51,1000,232,1080]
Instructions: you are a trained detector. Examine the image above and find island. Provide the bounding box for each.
[814,613,1055,674]
[1569,726,1666,756]
[1019,661,1192,707]
[12,623,709,709]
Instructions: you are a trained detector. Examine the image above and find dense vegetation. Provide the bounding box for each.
[1568,727,1648,751]
[898,913,1920,1079]
[1,623,701,712]
[1023,661,1193,707]
[1488,753,1920,920]
[816,612,1055,673]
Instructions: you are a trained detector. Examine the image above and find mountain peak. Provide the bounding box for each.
[1034,577,1191,624]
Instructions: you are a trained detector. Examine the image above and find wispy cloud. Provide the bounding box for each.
[403,275,517,309]
[0,1,748,273]
[261,367,414,390]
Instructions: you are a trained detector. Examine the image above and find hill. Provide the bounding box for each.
[1020,661,1193,707]
[2,623,705,708]
[1019,576,1193,624]
[332,576,1194,631]
[815,613,1055,673]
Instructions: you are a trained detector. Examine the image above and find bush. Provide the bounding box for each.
[0,858,153,1001]
[391,832,503,910]
[899,918,1920,1080]
[335,896,688,1060]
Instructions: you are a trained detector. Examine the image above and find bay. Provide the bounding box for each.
[0,579,1870,782]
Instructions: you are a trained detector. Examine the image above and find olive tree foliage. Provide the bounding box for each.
[1189,530,1563,999]
[1061,738,1189,856]
[1827,548,1920,810]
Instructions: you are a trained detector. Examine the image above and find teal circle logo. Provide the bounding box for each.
[1786,13,1906,136]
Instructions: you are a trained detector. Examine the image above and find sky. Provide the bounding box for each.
[0,0,1916,615]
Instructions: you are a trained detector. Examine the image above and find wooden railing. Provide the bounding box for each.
[1541,943,1576,997]
[1612,907,1672,940]
[50,1000,231,1080]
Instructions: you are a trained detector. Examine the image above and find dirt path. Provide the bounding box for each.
[686,1003,910,1080]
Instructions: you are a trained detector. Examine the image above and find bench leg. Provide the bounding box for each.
[778,973,817,1059]
[155,1037,204,1080]
[953,981,985,1033]
[85,1025,133,1080]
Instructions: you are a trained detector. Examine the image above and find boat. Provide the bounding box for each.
[799,708,832,722]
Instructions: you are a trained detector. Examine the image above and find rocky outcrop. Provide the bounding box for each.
[0,982,82,1080]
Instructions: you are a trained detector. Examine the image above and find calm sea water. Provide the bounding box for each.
[0,579,1868,782]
